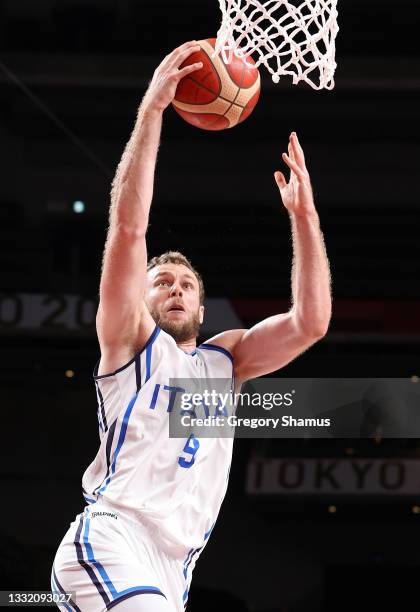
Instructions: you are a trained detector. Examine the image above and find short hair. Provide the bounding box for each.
[147,251,205,305]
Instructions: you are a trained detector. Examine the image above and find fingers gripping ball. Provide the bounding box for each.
[172,38,261,131]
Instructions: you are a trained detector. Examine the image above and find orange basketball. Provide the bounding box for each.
[172,38,261,131]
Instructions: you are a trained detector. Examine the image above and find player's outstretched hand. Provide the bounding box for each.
[274,132,317,218]
[143,41,203,113]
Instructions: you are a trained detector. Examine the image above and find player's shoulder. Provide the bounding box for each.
[200,329,247,363]
[96,301,158,377]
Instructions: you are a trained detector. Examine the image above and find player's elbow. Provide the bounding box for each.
[112,220,147,241]
[295,313,331,342]
[309,322,330,341]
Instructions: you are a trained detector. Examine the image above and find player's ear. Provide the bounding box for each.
[199,305,204,324]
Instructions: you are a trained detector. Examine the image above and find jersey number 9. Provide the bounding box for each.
[178,434,200,469]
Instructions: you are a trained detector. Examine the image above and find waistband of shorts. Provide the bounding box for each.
[87,498,158,534]
[85,499,144,526]
[86,498,193,560]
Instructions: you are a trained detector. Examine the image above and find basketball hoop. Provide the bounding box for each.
[215,0,339,90]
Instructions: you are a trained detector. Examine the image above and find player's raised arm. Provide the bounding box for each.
[96,41,203,360]
[232,132,332,383]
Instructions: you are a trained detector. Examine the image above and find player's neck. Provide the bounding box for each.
[177,339,197,354]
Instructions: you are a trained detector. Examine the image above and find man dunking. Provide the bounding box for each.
[51,40,331,612]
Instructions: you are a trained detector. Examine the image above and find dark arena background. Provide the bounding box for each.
[1,1,420,611]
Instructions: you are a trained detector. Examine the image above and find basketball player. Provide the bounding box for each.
[51,41,331,611]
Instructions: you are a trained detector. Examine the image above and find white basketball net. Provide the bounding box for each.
[216,0,339,90]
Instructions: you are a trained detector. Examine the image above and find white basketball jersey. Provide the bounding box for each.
[82,325,235,557]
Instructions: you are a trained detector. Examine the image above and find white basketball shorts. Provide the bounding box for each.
[51,501,192,612]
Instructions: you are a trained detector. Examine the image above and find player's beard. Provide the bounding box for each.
[149,307,201,343]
